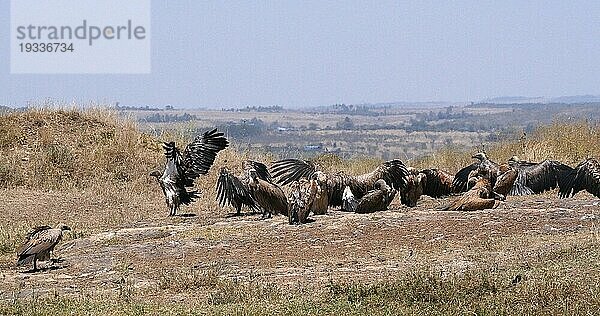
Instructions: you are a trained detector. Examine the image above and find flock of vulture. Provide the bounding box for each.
[16,129,600,271]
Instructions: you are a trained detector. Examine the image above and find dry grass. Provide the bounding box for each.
[411,119,600,172]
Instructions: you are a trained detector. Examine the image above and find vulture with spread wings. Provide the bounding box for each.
[216,160,278,216]
[17,224,71,271]
[558,158,600,198]
[506,156,573,196]
[150,129,228,216]
[271,158,409,209]
[401,168,454,207]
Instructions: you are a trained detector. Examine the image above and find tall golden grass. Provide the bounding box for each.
[411,120,599,172]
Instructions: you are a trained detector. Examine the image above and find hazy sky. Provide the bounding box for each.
[1,1,600,107]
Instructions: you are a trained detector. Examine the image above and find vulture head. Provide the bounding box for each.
[401,169,426,207]
[508,156,520,163]
[472,152,488,161]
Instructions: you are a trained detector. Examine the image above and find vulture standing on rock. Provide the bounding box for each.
[16,224,71,271]
[401,168,454,207]
[506,156,573,196]
[150,129,229,216]
[216,160,275,216]
[559,158,600,198]
[271,158,409,209]
[342,179,397,213]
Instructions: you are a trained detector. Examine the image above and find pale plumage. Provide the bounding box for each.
[247,169,289,218]
[440,177,502,212]
[16,224,71,271]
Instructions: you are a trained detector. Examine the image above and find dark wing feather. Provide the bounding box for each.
[245,160,272,182]
[181,129,229,185]
[377,160,409,191]
[216,168,257,210]
[559,158,600,198]
[271,159,317,185]
[452,162,479,193]
[508,168,533,195]
[525,160,572,194]
[421,169,453,198]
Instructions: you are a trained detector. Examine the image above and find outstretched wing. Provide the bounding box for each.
[452,162,479,193]
[512,160,573,195]
[181,129,229,185]
[216,168,257,210]
[244,160,272,182]
[271,159,318,185]
[559,158,600,198]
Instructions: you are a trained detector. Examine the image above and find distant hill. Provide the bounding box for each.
[479,95,600,104]
[549,95,600,103]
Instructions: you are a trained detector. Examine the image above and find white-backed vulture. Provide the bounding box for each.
[216,160,271,215]
[287,172,329,225]
[559,158,600,198]
[247,169,289,218]
[150,129,228,216]
[452,152,500,193]
[401,168,454,207]
[506,156,573,195]
[440,177,503,212]
[342,179,396,214]
[271,158,408,208]
[16,224,71,271]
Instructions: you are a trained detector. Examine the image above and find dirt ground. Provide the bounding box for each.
[1,189,599,304]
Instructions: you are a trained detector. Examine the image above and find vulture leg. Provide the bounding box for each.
[33,257,37,271]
